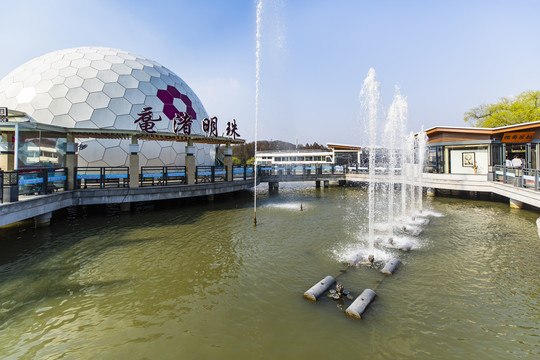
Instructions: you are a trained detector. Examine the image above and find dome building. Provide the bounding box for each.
[0,47,216,168]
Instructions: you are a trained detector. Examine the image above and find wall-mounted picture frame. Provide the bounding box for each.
[462,152,475,167]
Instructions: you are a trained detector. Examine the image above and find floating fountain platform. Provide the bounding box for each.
[304,276,336,301]
[380,258,400,275]
[345,289,376,319]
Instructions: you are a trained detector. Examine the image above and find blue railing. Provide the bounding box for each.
[18,167,67,196]
[75,167,129,189]
[233,165,255,180]
[0,167,67,202]
[140,166,186,186]
[196,166,227,183]
[258,164,348,176]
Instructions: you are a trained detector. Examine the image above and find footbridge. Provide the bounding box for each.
[258,164,347,190]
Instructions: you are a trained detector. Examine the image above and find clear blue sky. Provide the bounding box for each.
[2,0,540,145]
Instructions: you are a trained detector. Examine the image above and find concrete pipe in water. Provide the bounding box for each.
[380,258,400,275]
[345,289,376,319]
[304,275,336,301]
[398,244,412,252]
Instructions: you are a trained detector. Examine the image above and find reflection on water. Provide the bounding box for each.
[0,183,539,359]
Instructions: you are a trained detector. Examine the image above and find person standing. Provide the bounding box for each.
[511,155,522,168]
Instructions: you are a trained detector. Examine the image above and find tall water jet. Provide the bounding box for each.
[359,68,381,246]
[397,91,409,222]
[406,132,417,217]
[416,128,428,213]
[385,86,408,227]
[253,0,263,225]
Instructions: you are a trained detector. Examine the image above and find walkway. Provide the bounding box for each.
[0,179,256,227]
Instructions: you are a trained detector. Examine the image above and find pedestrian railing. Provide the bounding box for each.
[195,166,228,183]
[493,165,518,185]
[521,168,540,191]
[493,165,540,191]
[258,164,348,176]
[233,165,255,180]
[75,167,129,189]
[0,170,3,203]
[0,167,67,202]
[140,166,186,187]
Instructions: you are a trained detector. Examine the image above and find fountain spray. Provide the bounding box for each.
[417,127,428,213]
[254,0,263,226]
[359,68,381,247]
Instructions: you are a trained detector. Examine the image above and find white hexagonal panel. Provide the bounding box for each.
[91,108,116,127]
[66,87,89,103]
[124,88,145,104]
[140,141,161,159]
[49,84,69,99]
[86,92,110,109]
[102,82,125,98]
[69,102,93,121]
[108,97,131,115]
[82,78,105,93]
[49,98,72,116]
[0,46,216,167]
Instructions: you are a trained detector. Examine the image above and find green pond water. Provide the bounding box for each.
[0,183,539,359]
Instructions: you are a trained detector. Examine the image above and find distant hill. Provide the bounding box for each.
[231,140,328,163]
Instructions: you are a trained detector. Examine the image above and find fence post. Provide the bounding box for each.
[41,168,48,194]
[100,167,105,189]
[162,166,167,186]
[211,166,215,183]
[536,169,539,191]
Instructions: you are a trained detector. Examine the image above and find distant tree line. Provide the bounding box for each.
[231,140,328,164]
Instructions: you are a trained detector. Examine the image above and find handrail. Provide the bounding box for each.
[492,165,540,191]
[75,166,129,189]
[140,166,186,186]
[0,167,67,202]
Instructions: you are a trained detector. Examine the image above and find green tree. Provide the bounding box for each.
[464,90,540,127]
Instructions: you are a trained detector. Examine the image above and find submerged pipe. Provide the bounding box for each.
[380,258,400,275]
[303,275,336,301]
[398,244,412,252]
[345,289,376,319]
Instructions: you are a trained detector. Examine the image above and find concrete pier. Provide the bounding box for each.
[0,179,257,228]
[269,182,279,192]
[34,212,52,227]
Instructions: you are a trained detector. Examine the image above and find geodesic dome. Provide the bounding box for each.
[0,46,215,167]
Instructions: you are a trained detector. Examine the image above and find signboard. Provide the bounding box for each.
[0,107,7,122]
[501,132,535,143]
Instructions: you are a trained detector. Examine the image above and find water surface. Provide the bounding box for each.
[0,183,539,359]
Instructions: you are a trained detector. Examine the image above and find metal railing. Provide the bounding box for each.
[521,168,540,191]
[232,165,255,180]
[258,164,347,176]
[493,165,518,185]
[140,166,186,186]
[0,170,3,203]
[493,165,540,191]
[0,167,67,202]
[75,167,129,189]
[196,166,228,183]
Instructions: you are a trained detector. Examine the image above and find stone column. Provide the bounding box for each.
[129,135,139,188]
[223,145,233,181]
[65,133,78,190]
[185,140,196,185]
[0,132,14,171]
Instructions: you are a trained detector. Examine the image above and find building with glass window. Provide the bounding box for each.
[425,121,540,174]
